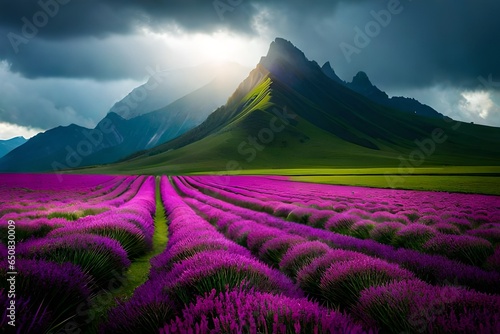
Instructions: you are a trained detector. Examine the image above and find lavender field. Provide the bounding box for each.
[1,174,500,333]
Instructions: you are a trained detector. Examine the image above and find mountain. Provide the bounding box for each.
[0,65,250,173]
[100,38,500,174]
[109,62,249,119]
[321,62,444,119]
[0,136,26,158]
[321,62,344,84]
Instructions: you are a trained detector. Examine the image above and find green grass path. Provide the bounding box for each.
[86,176,168,332]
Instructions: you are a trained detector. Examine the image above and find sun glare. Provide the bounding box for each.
[141,28,267,68]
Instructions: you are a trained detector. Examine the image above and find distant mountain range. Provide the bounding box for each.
[99,38,500,174]
[109,62,249,119]
[321,62,444,119]
[0,63,249,172]
[0,136,26,159]
[1,38,499,174]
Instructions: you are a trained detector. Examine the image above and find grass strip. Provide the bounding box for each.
[85,176,168,333]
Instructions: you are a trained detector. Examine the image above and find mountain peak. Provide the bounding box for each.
[321,62,344,84]
[260,37,318,75]
[351,71,373,87]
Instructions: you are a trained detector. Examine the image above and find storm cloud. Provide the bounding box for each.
[1,0,499,134]
[2,0,499,88]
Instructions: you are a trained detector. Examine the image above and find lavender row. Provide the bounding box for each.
[191,176,500,244]
[103,177,364,333]
[195,175,500,224]
[0,257,93,333]
[174,176,500,294]
[183,194,415,307]
[46,176,156,258]
[187,176,500,263]
[179,180,500,333]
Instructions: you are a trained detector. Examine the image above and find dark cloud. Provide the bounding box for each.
[272,0,500,91]
[0,0,499,90]
[0,61,139,129]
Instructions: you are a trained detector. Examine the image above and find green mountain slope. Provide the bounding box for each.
[84,38,500,175]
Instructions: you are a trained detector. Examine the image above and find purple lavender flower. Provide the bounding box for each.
[320,257,414,307]
[273,203,297,217]
[101,286,176,334]
[286,207,312,225]
[369,222,405,245]
[279,241,331,278]
[434,222,461,235]
[486,248,500,272]
[1,290,52,333]
[467,227,500,244]
[423,234,494,266]
[151,236,251,274]
[160,287,369,334]
[394,223,437,250]
[18,233,130,287]
[259,235,307,267]
[447,217,473,231]
[48,217,150,259]
[417,215,443,226]
[0,259,91,332]
[245,227,283,254]
[297,249,369,300]
[325,213,361,234]
[163,250,303,305]
[397,210,420,222]
[356,279,500,333]
[349,220,376,240]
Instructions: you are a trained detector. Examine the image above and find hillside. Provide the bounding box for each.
[87,38,500,175]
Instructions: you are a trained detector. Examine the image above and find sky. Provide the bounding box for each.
[1,0,499,139]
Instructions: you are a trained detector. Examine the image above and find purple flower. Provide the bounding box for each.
[160,287,369,334]
[101,287,176,334]
[423,234,494,266]
[18,233,130,287]
[297,249,369,300]
[447,217,473,231]
[394,223,437,250]
[320,257,415,307]
[417,215,443,226]
[245,226,283,254]
[369,222,405,244]
[259,235,307,267]
[486,248,500,272]
[1,290,52,333]
[151,236,251,274]
[349,220,376,239]
[286,207,313,225]
[163,250,303,304]
[467,227,500,244]
[434,222,461,235]
[0,259,91,332]
[325,213,360,234]
[48,217,150,259]
[356,279,500,333]
[279,241,331,278]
